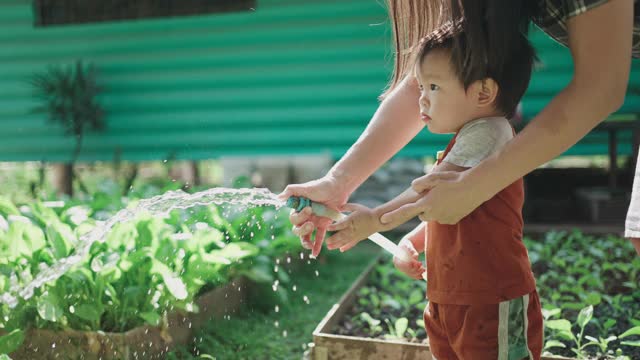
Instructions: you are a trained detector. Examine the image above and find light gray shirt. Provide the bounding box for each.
[443,117,514,168]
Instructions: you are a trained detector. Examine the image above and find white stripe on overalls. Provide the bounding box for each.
[498,300,510,360]
[523,294,534,359]
[498,295,534,360]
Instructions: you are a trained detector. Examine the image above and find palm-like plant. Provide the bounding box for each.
[30,60,105,162]
[30,60,105,195]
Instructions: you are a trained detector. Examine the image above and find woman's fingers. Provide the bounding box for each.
[327,215,352,232]
[292,221,314,237]
[340,203,368,213]
[412,171,457,193]
[311,227,326,258]
[289,207,312,226]
[300,233,313,250]
[278,183,308,202]
[380,201,426,225]
[309,217,332,257]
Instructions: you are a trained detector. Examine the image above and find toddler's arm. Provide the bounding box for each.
[374,160,468,228]
[326,161,466,252]
[394,222,426,279]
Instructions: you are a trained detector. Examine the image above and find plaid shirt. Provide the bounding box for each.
[533,0,640,58]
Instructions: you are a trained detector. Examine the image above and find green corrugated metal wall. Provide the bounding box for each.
[0,0,638,162]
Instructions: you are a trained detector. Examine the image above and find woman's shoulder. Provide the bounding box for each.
[535,0,616,24]
[533,0,640,58]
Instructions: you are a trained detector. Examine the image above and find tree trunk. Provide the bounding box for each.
[190,161,200,186]
[52,163,73,196]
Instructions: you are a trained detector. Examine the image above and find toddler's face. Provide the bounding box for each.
[415,49,478,134]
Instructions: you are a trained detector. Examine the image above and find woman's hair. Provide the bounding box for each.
[416,19,536,118]
[381,0,539,100]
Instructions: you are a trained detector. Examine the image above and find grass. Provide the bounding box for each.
[168,242,381,360]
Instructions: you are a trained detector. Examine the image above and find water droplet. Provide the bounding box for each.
[274,320,279,328]
[275,305,279,313]
[292,285,297,292]
[315,270,319,277]
[282,330,288,337]
[274,265,279,273]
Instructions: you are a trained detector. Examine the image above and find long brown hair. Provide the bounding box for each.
[380,0,449,100]
[381,0,537,100]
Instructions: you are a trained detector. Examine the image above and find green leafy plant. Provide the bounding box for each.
[618,326,640,347]
[526,230,640,358]
[360,312,383,336]
[384,317,409,340]
[0,189,302,345]
[0,329,24,355]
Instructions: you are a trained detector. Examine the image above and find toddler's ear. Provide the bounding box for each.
[476,78,499,108]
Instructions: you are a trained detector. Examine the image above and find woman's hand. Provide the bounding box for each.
[381,169,486,225]
[279,176,349,257]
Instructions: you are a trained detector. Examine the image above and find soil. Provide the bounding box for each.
[333,260,427,344]
[332,259,640,360]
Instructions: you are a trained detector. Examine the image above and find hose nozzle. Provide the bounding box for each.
[285,196,341,220]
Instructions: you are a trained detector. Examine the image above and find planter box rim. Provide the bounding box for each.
[9,276,249,359]
[312,256,577,360]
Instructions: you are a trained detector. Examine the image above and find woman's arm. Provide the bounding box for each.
[281,75,424,255]
[329,76,425,196]
[468,0,633,202]
[382,0,634,225]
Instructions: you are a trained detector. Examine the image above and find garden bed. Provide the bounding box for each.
[9,277,248,359]
[0,191,307,359]
[311,245,636,360]
[311,257,434,359]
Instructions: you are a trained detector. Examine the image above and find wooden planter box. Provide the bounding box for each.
[310,259,576,360]
[10,277,248,360]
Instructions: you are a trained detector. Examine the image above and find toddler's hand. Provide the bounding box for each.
[326,203,382,252]
[393,240,425,279]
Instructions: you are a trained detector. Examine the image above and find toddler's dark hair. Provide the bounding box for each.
[416,19,536,119]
